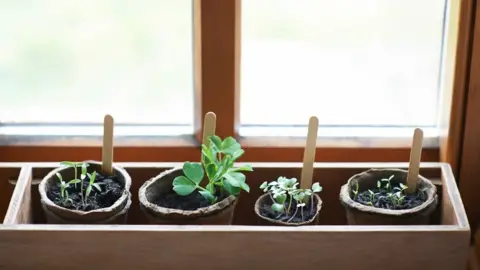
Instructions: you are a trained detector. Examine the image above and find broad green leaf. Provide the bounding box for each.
[199,190,216,204]
[284,178,297,188]
[201,144,214,164]
[260,181,268,189]
[220,137,241,155]
[271,203,284,213]
[275,193,287,204]
[231,149,245,161]
[240,182,250,193]
[205,163,217,181]
[172,176,197,196]
[228,164,253,172]
[268,181,278,186]
[183,162,204,184]
[223,179,241,196]
[224,172,245,187]
[209,135,223,150]
[304,190,312,196]
[312,183,322,192]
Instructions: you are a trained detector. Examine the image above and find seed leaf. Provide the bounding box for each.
[271,203,284,213]
[183,162,204,184]
[172,176,197,196]
[312,182,322,192]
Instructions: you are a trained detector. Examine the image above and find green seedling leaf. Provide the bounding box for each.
[68,179,81,185]
[183,162,204,184]
[368,189,374,195]
[173,176,197,196]
[240,182,250,192]
[275,193,287,204]
[377,181,381,188]
[271,203,284,213]
[199,190,215,203]
[86,185,92,198]
[209,135,223,149]
[205,163,217,181]
[220,136,241,155]
[312,182,322,192]
[92,183,102,192]
[223,179,241,196]
[224,172,246,187]
[231,149,245,161]
[260,181,268,190]
[60,161,75,167]
[229,164,253,172]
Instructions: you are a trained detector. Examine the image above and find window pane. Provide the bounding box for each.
[241,0,445,127]
[0,1,193,125]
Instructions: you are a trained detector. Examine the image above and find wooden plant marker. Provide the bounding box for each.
[202,112,216,146]
[406,128,424,194]
[300,116,319,189]
[102,114,114,175]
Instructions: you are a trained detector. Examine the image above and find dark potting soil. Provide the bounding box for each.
[47,172,124,211]
[353,183,428,210]
[153,190,229,211]
[259,195,317,224]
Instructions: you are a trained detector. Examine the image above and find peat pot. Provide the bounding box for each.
[38,160,132,224]
[254,192,322,226]
[138,167,238,225]
[339,168,438,225]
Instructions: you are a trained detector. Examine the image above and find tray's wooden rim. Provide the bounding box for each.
[1,161,470,233]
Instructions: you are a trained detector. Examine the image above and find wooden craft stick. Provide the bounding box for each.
[102,114,114,175]
[300,116,319,189]
[202,112,216,146]
[406,128,424,193]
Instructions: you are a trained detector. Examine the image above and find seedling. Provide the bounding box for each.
[172,135,253,204]
[260,176,322,223]
[57,161,102,208]
[354,174,426,210]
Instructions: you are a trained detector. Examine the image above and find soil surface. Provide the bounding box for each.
[48,172,124,211]
[259,195,317,223]
[353,182,428,210]
[154,190,228,211]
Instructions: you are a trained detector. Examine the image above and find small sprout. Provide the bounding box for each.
[56,161,102,210]
[260,176,322,223]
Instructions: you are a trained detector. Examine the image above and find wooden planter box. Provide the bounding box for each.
[0,162,471,269]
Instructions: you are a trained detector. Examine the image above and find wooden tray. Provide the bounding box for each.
[0,162,470,270]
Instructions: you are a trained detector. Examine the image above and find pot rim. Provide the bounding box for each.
[339,168,437,216]
[254,192,323,226]
[38,160,132,216]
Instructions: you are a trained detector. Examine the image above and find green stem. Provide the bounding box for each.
[287,195,293,215]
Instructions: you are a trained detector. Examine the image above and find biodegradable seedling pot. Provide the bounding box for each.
[38,160,132,224]
[254,116,323,226]
[339,168,438,225]
[254,192,322,226]
[139,167,239,225]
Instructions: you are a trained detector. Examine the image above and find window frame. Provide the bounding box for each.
[0,0,470,164]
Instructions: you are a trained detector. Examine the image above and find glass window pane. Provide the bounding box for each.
[241,0,445,127]
[0,1,193,126]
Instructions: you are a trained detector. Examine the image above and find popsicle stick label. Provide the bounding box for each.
[102,114,114,175]
[300,116,319,190]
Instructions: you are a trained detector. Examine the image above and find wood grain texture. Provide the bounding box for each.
[459,0,480,231]
[438,0,473,178]
[0,162,470,269]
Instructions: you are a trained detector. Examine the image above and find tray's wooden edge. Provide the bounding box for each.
[441,163,470,230]
[3,166,32,225]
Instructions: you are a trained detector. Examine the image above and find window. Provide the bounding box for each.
[0,0,465,163]
[0,1,193,128]
[241,0,446,136]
